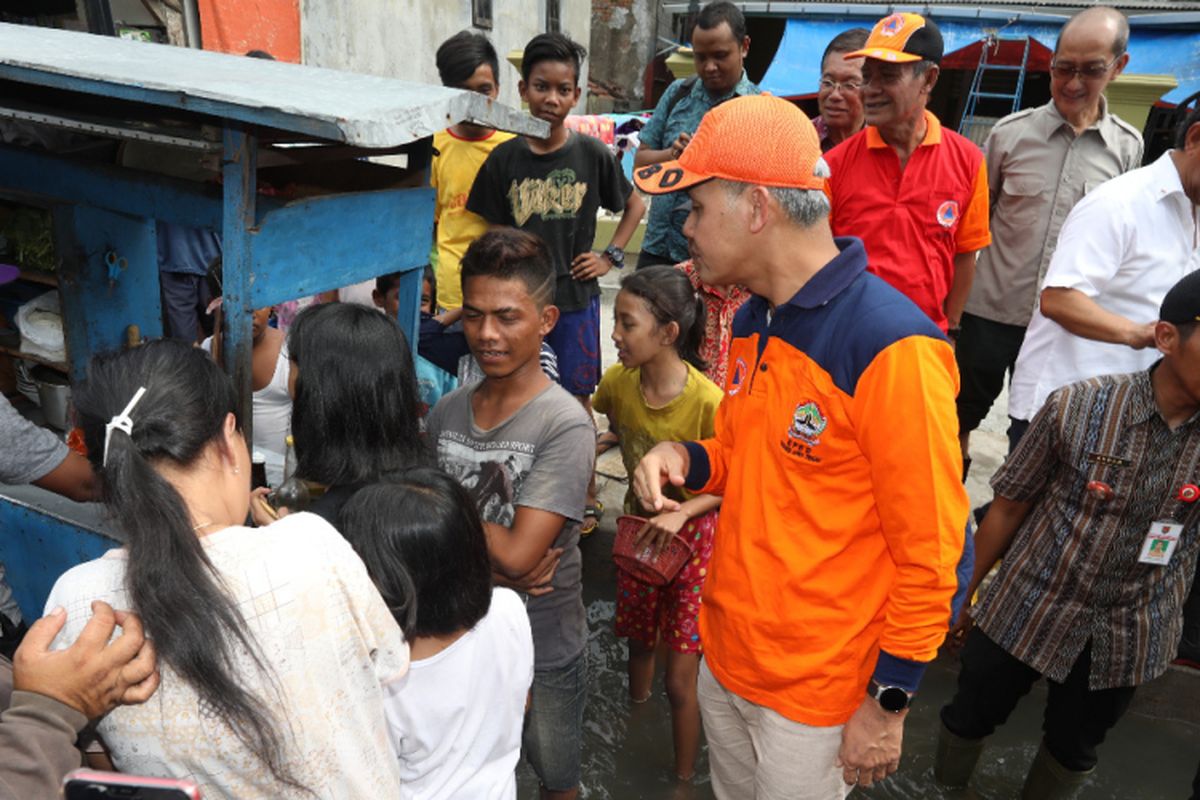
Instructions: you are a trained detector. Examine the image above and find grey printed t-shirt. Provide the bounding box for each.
[0,393,67,485]
[426,381,594,670]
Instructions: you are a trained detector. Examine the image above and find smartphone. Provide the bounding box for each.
[63,769,202,799]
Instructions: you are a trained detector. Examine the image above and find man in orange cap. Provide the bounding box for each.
[824,13,990,337]
[631,95,966,798]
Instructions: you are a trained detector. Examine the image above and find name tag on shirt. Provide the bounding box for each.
[1139,521,1182,566]
[1087,452,1130,467]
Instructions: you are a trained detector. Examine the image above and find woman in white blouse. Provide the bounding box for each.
[44,340,408,799]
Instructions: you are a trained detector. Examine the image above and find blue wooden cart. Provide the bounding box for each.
[0,22,545,622]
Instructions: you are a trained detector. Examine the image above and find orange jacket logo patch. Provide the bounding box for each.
[788,401,827,445]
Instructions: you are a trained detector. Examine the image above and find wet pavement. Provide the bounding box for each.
[517,277,1200,799]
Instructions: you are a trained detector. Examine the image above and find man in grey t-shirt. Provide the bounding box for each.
[426,382,591,668]
[0,391,97,643]
[0,393,78,488]
[1,262,97,643]
[425,227,595,800]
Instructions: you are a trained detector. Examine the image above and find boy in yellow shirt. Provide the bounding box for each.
[431,32,514,310]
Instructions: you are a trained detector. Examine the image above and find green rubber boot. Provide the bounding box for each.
[934,722,986,788]
[1020,741,1093,800]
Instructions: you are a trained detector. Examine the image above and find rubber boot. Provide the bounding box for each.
[934,722,986,788]
[1019,741,1093,800]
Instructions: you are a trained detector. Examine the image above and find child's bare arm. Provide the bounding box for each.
[608,191,646,252]
[635,493,721,554]
[572,192,649,281]
[484,506,570,581]
[678,493,721,518]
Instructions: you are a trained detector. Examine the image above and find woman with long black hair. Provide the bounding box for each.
[44,339,408,799]
[283,301,426,522]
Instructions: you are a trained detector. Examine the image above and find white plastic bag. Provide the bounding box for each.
[15,290,65,363]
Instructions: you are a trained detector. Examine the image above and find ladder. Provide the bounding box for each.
[958,35,1032,144]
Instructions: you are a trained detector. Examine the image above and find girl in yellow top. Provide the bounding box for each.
[592,265,723,782]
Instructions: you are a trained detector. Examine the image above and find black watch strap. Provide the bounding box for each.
[603,244,625,268]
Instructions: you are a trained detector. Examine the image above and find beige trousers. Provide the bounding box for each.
[698,659,852,800]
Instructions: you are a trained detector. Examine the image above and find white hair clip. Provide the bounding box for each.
[103,386,147,467]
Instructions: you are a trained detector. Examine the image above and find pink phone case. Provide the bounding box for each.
[63,768,202,799]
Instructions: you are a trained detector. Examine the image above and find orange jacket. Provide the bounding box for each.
[684,239,967,725]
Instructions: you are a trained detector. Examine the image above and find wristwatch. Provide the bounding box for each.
[602,244,626,269]
[867,679,914,713]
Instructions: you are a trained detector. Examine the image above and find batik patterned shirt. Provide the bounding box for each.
[639,73,759,263]
[976,368,1200,688]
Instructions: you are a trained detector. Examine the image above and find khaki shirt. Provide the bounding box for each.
[965,100,1143,326]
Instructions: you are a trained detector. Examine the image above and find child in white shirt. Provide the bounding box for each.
[340,467,534,800]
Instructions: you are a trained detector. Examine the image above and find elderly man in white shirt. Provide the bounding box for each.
[1008,107,1200,442]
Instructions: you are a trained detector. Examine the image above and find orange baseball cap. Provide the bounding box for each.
[845,13,943,64]
[633,95,825,195]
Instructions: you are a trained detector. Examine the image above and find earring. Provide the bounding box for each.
[233,466,241,475]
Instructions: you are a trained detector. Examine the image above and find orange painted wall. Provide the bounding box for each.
[197,0,301,63]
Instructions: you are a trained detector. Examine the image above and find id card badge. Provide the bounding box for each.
[1139,521,1182,566]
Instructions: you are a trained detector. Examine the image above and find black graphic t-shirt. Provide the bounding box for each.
[467,131,632,312]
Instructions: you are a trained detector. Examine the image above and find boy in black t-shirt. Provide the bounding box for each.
[467,33,645,405]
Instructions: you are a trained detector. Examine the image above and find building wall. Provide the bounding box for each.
[589,0,660,110]
[300,0,592,111]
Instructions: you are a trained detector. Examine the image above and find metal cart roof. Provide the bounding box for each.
[0,22,547,146]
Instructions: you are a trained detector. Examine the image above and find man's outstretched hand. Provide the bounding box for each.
[631,442,690,514]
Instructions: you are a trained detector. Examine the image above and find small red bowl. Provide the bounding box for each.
[612,514,693,586]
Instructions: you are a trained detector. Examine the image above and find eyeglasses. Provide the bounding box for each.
[1049,56,1119,81]
[819,78,862,93]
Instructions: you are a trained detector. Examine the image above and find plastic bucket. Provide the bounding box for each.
[612,514,693,586]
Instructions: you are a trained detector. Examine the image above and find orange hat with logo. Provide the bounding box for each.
[845,13,944,64]
[633,94,825,195]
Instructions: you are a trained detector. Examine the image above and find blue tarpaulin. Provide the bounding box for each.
[760,17,1200,104]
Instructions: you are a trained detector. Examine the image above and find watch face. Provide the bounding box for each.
[879,686,910,712]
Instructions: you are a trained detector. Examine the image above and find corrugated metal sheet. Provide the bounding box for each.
[0,22,548,148]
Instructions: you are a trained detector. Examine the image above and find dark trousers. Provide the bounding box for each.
[160,271,212,342]
[635,250,674,269]
[1179,560,1200,663]
[955,312,1026,430]
[941,628,1137,772]
[1007,416,1031,456]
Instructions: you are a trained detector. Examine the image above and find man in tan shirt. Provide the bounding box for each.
[955,6,1142,467]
